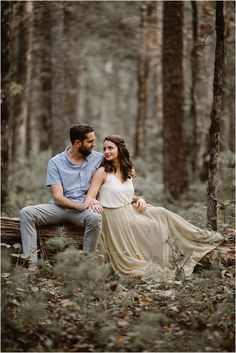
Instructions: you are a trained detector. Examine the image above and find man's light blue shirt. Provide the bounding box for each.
[46,147,104,204]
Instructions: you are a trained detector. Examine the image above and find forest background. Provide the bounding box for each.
[1,1,235,352]
[1,0,235,226]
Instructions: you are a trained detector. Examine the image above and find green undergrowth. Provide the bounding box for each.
[1,245,235,352]
[1,151,235,352]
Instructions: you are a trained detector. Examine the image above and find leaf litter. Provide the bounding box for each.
[1,242,235,352]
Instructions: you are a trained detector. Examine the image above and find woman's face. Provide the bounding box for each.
[103,140,119,162]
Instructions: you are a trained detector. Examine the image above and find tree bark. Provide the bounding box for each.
[135,1,157,158]
[27,2,51,156]
[162,1,188,200]
[223,0,235,153]
[190,1,199,176]
[64,7,79,128]
[1,2,13,205]
[25,1,34,157]
[207,1,225,231]
[50,3,65,156]
[0,217,85,256]
[10,2,28,162]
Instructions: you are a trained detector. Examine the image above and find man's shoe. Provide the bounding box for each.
[28,264,39,273]
[11,254,30,261]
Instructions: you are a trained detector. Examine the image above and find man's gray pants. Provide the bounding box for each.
[19,204,102,264]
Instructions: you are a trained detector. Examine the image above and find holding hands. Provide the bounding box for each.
[132,197,149,213]
[84,199,104,214]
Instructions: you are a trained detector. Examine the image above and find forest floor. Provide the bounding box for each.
[2,152,235,352]
[1,229,235,353]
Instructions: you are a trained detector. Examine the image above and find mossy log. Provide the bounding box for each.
[0,217,234,267]
[1,217,84,249]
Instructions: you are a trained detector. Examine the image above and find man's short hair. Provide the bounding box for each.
[70,123,94,144]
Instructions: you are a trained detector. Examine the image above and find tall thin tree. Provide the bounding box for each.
[207,1,225,230]
[1,1,13,205]
[27,2,51,156]
[135,1,157,158]
[10,2,28,161]
[162,1,188,200]
[50,3,65,155]
[190,1,199,176]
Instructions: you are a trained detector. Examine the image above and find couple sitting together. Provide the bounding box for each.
[20,123,223,278]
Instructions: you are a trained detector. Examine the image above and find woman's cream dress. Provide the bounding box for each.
[97,174,224,280]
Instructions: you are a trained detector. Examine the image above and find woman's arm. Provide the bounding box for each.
[51,184,96,211]
[86,167,106,199]
[131,169,150,213]
[85,167,106,214]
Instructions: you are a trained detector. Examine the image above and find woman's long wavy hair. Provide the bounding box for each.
[101,135,133,181]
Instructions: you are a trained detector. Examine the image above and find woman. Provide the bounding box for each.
[86,135,223,280]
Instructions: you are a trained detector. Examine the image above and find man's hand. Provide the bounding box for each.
[132,197,147,213]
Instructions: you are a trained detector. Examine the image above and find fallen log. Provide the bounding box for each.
[1,217,235,267]
[1,217,85,252]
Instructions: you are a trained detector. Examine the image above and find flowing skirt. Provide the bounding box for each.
[99,204,224,280]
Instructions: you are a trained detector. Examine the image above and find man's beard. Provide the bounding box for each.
[78,146,92,157]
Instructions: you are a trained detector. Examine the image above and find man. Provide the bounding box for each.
[19,123,104,271]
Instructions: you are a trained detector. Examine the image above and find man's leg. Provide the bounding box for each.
[67,209,102,252]
[20,204,66,264]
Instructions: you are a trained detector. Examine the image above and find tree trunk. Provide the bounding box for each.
[64,8,79,129]
[222,0,235,153]
[135,1,157,158]
[27,2,51,156]
[190,1,199,176]
[0,217,85,258]
[25,1,34,157]
[50,3,65,156]
[162,1,188,200]
[1,2,13,205]
[2,217,234,267]
[156,1,163,122]
[10,2,28,162]
[207,1,225,231]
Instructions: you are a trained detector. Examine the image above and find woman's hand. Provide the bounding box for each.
[89,202,104,214]
[83,199,103,213]
[132,197,148,213]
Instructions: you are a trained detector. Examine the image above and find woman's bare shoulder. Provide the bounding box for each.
[96,166,106,173]
[94,167,107,182]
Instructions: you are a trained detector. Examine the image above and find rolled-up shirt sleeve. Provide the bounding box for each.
[46,160,62,186]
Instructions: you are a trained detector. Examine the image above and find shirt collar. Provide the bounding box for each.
[64,146,94,165]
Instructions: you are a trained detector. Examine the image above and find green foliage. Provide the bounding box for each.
[53,248,111,296]
[16,295,47,325]
[9,81,23,96]
[2,115,235,353]
[45,235,76,251]
[1,248,13,273]
[3,151,51,216]
[1,240,235,352]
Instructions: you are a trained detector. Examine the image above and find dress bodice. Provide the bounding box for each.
[97,173,134,208]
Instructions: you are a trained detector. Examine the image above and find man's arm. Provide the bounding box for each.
[51,184,97,211]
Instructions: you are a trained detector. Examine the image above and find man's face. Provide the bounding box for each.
[78,132,96,157]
